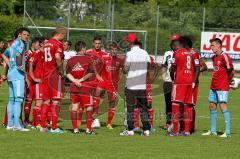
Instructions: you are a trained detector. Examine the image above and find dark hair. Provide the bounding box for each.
[108,42,119,49]
[19,27,30,34]
[93,36,102,42]
[38,36,48,44]
[210,38,222,47]
[14,28,21,39]
[181,36,193,48]
[31,37,40,46]
[64,40,72,47]
[133,40,142,48]
[75,41,87,52]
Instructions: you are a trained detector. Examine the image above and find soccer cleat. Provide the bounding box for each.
[50,128,64,133]
[141,130,150,137]
[39,127,50,133]
[91,119,101,128]
[167,132,179,137]
[36,124,42,130]
[86,129,96,135]
[6,126,13,130]
[150,127,156,132]
[202,130,217,136]
[73,128,80,134]
[183,132,191,137]
[13,127,30,132]
[219,132,231,138]
[106,124,114,130]
[120,130,134,136]
[30,126,36,130]
[2,123,7,128]
[132,127,140,132]
[167,123,173,133]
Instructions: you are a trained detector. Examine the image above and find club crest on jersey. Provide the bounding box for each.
[72,62,84,71]
[217,61,222,65]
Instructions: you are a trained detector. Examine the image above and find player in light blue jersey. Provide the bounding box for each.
[2,27,30,131]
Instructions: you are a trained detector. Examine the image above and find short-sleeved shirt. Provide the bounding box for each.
[43,39,64,78]
[29,50,44,80]
[4,39,25,81]
[101,54,124,84]
[172,48,200,85]
[162,50,174,82]
[190,48,201,85]
[125,46,150,90]
[86,49,106,80]
[66,54,95,93]
[210,52,233,91]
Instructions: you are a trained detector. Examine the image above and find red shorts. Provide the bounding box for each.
[42,77,64,101]
[26,84,34,101]
[192,86,199,106]
[146,84,152,104]
[171,84,193,104]
[98,82,118,102]
[70,94,93,107]
[32,83,44,100]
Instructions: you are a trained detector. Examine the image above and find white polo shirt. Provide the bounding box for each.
[162,50,174,82]
[64,50,77,61]
[125,46,150,90]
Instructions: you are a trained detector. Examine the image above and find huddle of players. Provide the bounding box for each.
[1,26,153,134]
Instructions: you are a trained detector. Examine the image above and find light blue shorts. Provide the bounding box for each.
[208,90,229,104]
[8,80,25,100]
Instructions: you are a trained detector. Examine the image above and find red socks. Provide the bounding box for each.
[77,108,83,127]
[172,103,180,134]
[184,104,191,133]
[41,103,49,128]
[51,104,60,130]
[134,108,139,128]
[32,106,41,126]
[71,110,78,129]
[93,97,100,116]
[86,110,93,132]
[107,108,115,125]
[3,106,8,125]
[47,106,52,123]
[24,101,32,123]
[148,108,154,128]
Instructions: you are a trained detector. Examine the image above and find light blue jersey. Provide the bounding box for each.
[4,39,25,81]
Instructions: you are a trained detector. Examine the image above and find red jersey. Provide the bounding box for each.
[86,49,106,79]
[101,54,124,84]
[172,48,200,85]
[29,50,44,80]
[210,52,233,91]
[66,55,95,94]
[66,55,94,80]
[25,50,34,82]
[147,56,158,84]
[7,40,14,48]
[43,39,64,78]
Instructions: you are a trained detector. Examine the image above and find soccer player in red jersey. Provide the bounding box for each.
[182,36,207,133]
[24,37,42,126]
[29,37,48,128]
[95,42,124,129]
[202,38,234,138]
[40,27,66,133]
[66,41,96,134]
[169,37,200,136]
[86,36,105,128]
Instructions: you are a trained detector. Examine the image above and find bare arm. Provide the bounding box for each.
[29,63,42,83]
[170,65,176,82]
[200,60,207,72]
[161,66,167,81]
[55,53,64,76]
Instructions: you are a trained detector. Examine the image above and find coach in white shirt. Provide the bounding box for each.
[161,34,180,129]
[63,40,77,61]
[120,33,151,136]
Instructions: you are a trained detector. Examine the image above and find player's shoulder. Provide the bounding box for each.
[164,50,174,56]
[86,49,93,54]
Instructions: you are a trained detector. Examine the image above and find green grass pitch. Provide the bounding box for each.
[0,71,240,159]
